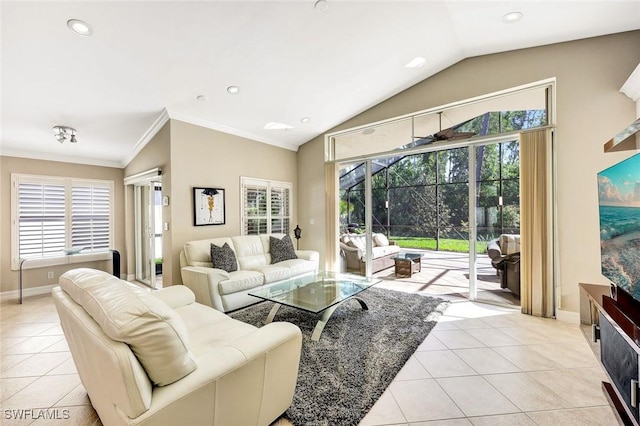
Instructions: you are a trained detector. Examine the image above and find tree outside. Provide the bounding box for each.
[339,110,545,252]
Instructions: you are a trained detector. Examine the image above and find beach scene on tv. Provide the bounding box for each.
[599,152,640,299]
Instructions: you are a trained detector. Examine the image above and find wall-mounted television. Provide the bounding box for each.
[598,151,640,301]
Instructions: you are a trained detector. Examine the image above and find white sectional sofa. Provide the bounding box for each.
[52,268,302,426]
[180,234,319,312]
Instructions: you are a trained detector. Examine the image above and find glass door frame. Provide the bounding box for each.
[469,135,523,302]
[134,182,157,287]
[125,167,163,289]
[468,144,478,300]
[337,132,523,301]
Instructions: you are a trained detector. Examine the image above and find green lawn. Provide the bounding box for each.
[391,237,488,253]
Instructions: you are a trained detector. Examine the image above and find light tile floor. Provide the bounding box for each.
[1,282,618,425]
[0,294,101,426]
[358,278,618,426]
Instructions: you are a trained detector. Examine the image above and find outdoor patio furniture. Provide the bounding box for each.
[392,253,422,278]
[339,233,400,275]
[487,234,521,296]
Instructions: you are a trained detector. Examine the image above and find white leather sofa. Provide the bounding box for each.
[180,234,319,312]
[52,268,302,426]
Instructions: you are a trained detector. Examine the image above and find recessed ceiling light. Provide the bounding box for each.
[67,19,92,36]
[405,57,427,69]
[300,117,311,123]
[264,122,294,130]
[196,95,208,101]
[363,128,375,135]
[227,86,239,95]
[502,11,523,23]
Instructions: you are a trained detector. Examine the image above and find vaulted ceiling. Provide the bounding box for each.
[2,1,639,167]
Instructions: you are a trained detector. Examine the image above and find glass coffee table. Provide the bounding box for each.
[249,271,379,341]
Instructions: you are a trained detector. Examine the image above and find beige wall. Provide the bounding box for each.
[123,122,172,282]
[297,30,640,314]
[0,156,125,293]
[166,120,298,285]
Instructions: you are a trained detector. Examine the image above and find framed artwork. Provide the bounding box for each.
[193,187,225,226]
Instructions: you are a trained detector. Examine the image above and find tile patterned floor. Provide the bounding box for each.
[0,281,618,425]
[0,294,101,426]
[358,278,618,426]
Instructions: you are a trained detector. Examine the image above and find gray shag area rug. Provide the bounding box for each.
[229,286,449,426]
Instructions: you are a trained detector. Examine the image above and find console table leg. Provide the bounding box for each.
[19,258,26,305]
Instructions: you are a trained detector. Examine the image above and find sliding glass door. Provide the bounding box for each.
[473,139,521,305]
[134,181,162,288]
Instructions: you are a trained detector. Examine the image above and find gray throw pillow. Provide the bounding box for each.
[270,235,298,264]
[210,243,238,272]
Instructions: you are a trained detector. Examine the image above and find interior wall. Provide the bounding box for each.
[0,156,125,293]
[123,121,171,283]
[167,119,298,286]
[297,30,640,314]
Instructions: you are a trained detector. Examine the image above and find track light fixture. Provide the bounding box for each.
[53,126,78,144]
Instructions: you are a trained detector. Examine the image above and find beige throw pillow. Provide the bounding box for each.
[499,234,521,255]
[347,235,366,251]
[373,233,390,247]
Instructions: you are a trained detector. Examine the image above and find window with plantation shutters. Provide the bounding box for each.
[18,182,66,259]
[241,177,292,235]
[270,187,290,234]
[72,184,111,252]
[244,184,268,235]
[11,174,114,270]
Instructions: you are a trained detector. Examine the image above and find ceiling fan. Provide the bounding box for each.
[414,112,477,143]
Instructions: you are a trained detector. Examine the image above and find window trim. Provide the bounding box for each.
[240,177,292,236]
[11,174,114,270]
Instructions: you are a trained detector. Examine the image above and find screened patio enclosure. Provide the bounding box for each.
[328,81,553,306]
[339,110,544,250]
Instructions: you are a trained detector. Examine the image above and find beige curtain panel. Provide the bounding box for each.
[520,128,554,317]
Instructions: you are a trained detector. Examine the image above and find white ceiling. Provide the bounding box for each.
[2,1,639,168]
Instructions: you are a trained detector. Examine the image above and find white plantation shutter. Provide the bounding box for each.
[18,182,66,258]
[244,183,268,235]
[241,177,292,235]
[12,174,114,269]
[270,187,290,234]
[72,184,111,252]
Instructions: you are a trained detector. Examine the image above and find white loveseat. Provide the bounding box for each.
[52,268,302,426]
[180,234,319,312]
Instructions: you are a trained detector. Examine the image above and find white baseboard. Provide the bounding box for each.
[1,284,57,301]
[555,308,580,324]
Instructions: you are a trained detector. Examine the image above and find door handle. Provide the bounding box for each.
[631,379,638,408]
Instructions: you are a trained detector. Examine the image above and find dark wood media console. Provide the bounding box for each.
[581,283,640,426]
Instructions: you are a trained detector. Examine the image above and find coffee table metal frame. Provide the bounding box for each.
[249,271,378,341]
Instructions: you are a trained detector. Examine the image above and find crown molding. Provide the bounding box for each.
[121,108,300,167]
[166,110,299,152]
[122,108,170,167]
[0,148,123,169]
[621,63,640,101]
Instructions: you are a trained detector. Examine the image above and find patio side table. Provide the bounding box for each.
[393,253,422,278]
